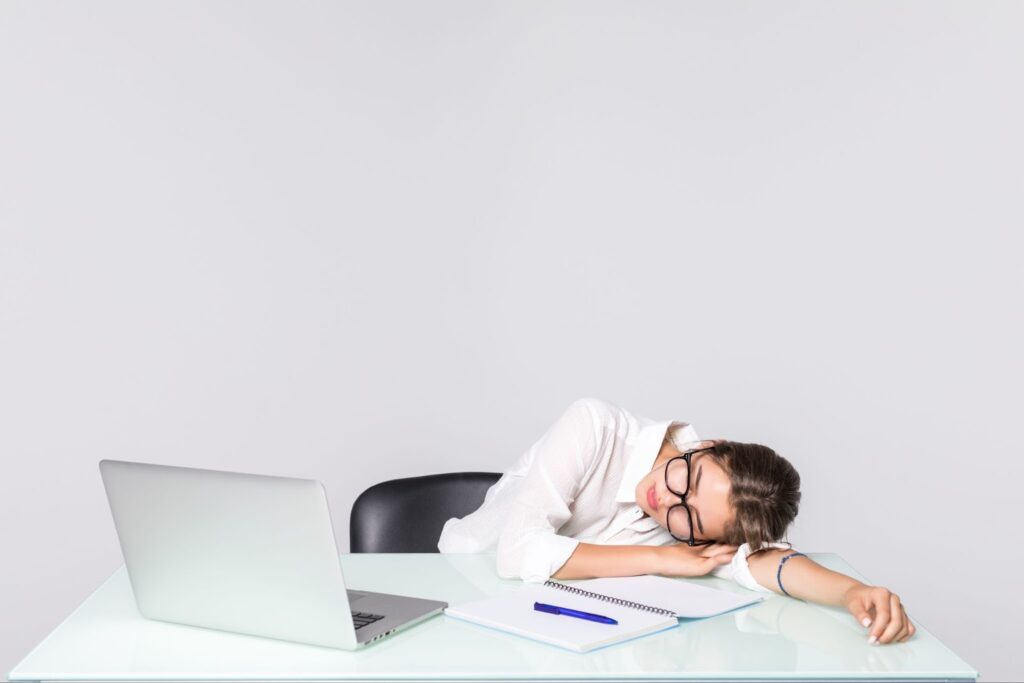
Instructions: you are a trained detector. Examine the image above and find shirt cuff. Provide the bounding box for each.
[712,541,795,593]
[673,423,701,447]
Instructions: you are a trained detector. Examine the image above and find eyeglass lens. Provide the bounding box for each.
[665,458,692,540]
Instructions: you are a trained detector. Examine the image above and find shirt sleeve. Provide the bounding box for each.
[495,398,603,583]
[710,541,797,592]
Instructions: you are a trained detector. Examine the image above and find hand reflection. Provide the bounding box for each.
[742,596,914,672]
[571,596,915,674]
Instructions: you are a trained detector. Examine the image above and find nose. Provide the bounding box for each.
[662,487,685,507]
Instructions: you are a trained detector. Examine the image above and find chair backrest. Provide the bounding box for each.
[349,472,501,553]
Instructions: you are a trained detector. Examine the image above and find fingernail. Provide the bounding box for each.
[868,635,877,644]
[861,618,871,627]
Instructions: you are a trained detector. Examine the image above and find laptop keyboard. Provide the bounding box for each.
[352,611,385,630]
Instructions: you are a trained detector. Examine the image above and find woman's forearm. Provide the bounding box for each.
[552,543,866,608]
[747,548,862,606]
[551,542,662,580]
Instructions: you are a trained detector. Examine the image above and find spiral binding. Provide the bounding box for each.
[543,580,675,618]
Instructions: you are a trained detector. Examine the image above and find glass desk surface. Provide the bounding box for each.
[8,553,977,682]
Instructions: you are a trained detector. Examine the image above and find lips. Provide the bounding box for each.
[646,485,658,511]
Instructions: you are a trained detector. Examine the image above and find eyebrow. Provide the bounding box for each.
[694,463,705,536]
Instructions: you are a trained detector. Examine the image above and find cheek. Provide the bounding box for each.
[635,472,651,504]
[639,469,657,493]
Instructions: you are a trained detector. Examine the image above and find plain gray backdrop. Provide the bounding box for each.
[1,1,1021,680]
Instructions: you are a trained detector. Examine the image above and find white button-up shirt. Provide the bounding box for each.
[438,397,788,591]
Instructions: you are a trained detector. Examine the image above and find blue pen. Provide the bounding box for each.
[534,602,618,625]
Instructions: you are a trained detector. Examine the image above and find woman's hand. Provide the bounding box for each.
[656,542,738,577]
[843,584,916,644]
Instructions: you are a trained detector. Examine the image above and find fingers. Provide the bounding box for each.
[893,608,911,643]
[666,543,739,577]
[850,587,916,645]
[685,548,736,576]
[891,599,915,643]
[876,593,904,644]
[868,590,891,644]
[901,608,917,642]
[849,597,873,630]
[699,543,738,559]
[699,554,731,573]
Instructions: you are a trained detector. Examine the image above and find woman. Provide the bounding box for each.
[439,396,915,645]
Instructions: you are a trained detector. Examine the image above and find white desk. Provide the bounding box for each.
[8,553,977,682]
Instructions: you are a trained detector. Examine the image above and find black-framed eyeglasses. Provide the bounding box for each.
[664,446,717,546]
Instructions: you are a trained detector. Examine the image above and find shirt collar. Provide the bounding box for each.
[615,419,697,504]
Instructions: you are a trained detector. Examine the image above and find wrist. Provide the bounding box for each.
[838,579,868,606]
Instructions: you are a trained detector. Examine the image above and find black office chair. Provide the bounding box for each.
[349,472,502,553]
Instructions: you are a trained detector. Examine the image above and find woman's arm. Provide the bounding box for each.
[747,548,858,604]
[746,548,916,644]
[495,399,603,581]
[552,541,737,580]
[554,542,915,645]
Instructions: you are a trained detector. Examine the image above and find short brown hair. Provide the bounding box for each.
[704,441,802,553]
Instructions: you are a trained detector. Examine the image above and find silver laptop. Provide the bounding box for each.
[98,459,447,650]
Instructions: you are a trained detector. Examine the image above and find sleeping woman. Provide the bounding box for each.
[438,397,915,645]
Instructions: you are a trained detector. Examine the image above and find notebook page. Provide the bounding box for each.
[444,583,677,653]
[568,575,764,618]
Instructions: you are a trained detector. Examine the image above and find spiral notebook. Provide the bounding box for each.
[444,575,764,653]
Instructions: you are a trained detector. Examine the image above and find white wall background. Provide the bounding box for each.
[1,1,1021,680]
